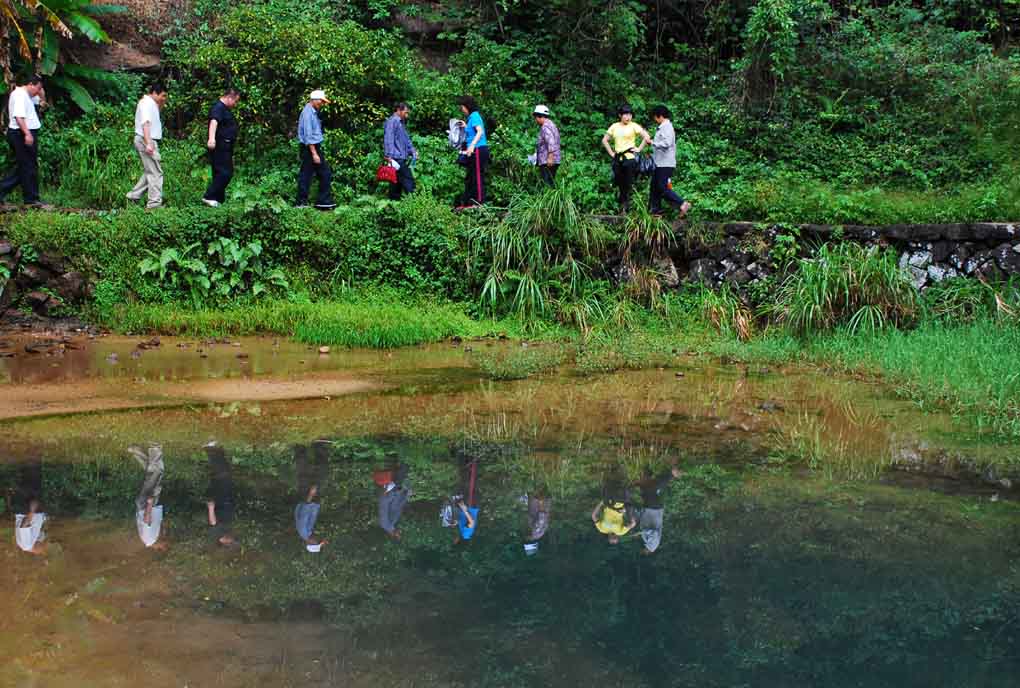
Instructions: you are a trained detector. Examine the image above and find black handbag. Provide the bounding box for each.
[638,154,656,177]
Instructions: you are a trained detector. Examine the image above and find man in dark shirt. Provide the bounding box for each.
[382,102,417,200]
[202,88,240,207]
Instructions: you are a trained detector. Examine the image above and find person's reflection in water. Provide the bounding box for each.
[378,463,410,541]
[451,457,479,544]
[294,441,329,552]
[128,443,167,551]
[523,490,550,556]
[592,479,636,545]
[205,441,238,547]
[637,464,682,555]
[7,457,47,555]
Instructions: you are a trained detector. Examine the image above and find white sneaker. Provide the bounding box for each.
[202,199,221,207]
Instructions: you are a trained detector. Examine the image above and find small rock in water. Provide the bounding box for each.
[318,346,330,354]
[106,353,119,364]
[236,353,249,359]
[758,400,783,412]
[130,350,141,359]
[675,372,685,378]
[231,342,242,348]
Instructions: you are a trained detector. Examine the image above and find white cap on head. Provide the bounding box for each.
[306,543,322,553]
[533,104,550,117]
[523,542,540,556]
[309,89,329,103]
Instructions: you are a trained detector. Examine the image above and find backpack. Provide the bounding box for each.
[447,119,466,149]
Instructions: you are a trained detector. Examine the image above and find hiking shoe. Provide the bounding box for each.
[294,203,310,209]
[314,202,336,210]
[202,198,221,208]
[25,201,52,210]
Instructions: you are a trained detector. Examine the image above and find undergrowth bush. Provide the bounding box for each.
[763,242,919,334]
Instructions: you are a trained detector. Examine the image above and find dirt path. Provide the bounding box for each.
[0,373,384,419]
[0,332,390,419]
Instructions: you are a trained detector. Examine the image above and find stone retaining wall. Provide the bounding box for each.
[670,221,1020,290]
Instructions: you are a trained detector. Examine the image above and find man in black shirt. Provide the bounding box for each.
[202,87,241,207]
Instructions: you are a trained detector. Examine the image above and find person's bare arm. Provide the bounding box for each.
[466,127,483,156]
[309,143,321,164]
[17,117,33,147]
[602,133,615,159]
[207,119,218,150]
[206,501,217,526]
[591,502,603,523]
[635,126,652,153]
[143,121,154,155]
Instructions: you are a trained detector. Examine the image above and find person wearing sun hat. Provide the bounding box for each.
[532,104,560,186]
[295,88,336,209]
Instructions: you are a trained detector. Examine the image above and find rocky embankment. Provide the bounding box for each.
[671,221,1020,290]
[0,239,93,322]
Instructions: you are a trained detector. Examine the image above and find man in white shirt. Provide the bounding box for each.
[0,74,45,207]
[128,443,167,550]
[7,456,48,555]
[126,83,168,209]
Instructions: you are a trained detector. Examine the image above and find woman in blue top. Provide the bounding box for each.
[455,96,489,208]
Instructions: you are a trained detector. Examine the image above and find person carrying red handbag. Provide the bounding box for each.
[382,103,417,200]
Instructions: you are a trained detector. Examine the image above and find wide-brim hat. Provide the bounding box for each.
[309,89,330,103]
[533,104,550,117]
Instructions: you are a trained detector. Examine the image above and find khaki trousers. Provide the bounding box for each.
[128,135,163,208]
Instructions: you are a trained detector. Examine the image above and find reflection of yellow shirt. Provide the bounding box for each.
[595,503,632,535]
[606,122,647,158]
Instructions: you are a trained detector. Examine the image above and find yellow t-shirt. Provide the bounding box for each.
[595,503,632,536]
[606,122,646,158]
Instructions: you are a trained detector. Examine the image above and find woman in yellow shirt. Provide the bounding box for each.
[601,104,651,213]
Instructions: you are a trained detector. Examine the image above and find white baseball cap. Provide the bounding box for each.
[309,89,330,103]
[533,104,550,117]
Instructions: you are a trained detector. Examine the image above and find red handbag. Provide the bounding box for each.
[376,163,398,184]
[372,469,394,486]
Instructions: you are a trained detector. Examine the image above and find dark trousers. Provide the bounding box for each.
[388,158,415,200]
[649,166,685,213]
[459,145,490,206]
[204,143,234,203]
[0,129,40,203]
[539,164,558,186]
[612,155,637,213]
[296,144,333,206]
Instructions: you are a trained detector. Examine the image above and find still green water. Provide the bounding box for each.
[1,338,1017,687]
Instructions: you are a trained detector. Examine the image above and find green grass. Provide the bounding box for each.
[104,297,524,348]
[808,320,1020,438]
[472,343,571,380]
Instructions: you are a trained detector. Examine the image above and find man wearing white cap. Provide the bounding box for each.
[295,89,335,209]
[532,105,560,186]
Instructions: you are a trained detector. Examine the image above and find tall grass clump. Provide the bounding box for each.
[469,186,611,323]
[764,242,918,335]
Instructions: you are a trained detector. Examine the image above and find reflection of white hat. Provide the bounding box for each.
[309,89,330,103]
[533,104,550,117]
[306,543,322,553]
[523,542,539,556]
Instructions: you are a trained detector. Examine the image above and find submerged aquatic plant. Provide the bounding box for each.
[771,402,892,481]
[472,343,570,381]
